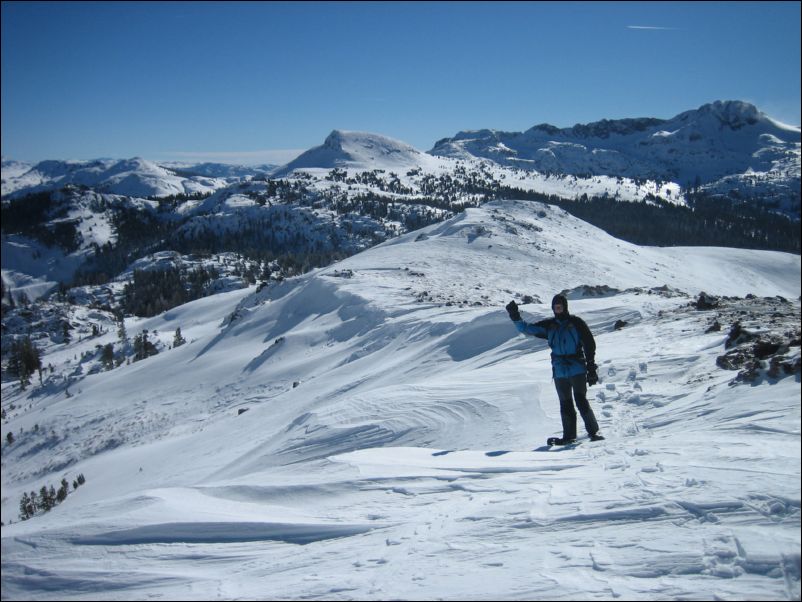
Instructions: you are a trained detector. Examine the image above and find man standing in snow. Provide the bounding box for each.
[506,295,604,445]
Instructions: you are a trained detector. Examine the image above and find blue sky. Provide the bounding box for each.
[2,1,800,165]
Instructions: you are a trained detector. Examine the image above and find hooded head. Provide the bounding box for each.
[551,294,569,317]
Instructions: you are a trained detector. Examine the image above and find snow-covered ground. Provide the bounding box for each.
[1,200,800,600]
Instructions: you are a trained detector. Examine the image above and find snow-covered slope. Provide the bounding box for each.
[1,235,90,302]
[1,157,232,199]
[2,200,799,600]
[0,159,34,182]
[1,190,162,301]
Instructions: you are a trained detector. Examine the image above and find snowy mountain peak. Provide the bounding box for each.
[669,100,784,135]
[275,130,424,175]
[691,100,762,129]
[108,157,162,173]
[323,129,421,157]
[429,100,800,214]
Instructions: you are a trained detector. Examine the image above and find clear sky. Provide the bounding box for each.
[2,1,800,165]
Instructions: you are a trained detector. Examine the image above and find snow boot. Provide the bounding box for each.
[547,437,577,446]
[590,433,605,441]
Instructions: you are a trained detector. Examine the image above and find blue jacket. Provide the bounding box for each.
[514,314,596,379]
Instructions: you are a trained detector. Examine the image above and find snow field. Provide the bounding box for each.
[2,200,799,600]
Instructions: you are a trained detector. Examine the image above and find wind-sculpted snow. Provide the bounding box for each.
[1,200,799,601]
[71,521,377,545]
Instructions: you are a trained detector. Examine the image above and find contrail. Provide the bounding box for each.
[627,25,678,30]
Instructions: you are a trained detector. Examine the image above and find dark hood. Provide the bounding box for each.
[551,294,569,316]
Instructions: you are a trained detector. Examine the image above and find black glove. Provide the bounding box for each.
[586,362,599,386]
[505,300,521,322]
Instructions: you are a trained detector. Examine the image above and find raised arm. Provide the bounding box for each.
[506,300,548,338]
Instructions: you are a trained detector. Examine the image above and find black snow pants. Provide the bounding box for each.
[554,373,599,440]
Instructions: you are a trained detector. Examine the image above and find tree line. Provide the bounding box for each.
[16,473,86,521]
[489,185,800,253]
[1,191,82,252]
[7,176,799,305]
[121,265,220,317]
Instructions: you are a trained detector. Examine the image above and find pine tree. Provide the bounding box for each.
[173,327,186,348]
[39,485,53,512]
[133,330,157,361]
[19,492,32,520]
[56,479,69,503]
[101,343,115,370]
[8,336,42,389]
[19,491,37,520]
[133,332,144,361]
[118,317,128,345]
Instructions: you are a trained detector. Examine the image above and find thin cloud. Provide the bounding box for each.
[157,149,305,165]
[627,25,679,31]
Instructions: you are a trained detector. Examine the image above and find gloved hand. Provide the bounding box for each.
[505,300,521,322]
[586,362,599,386]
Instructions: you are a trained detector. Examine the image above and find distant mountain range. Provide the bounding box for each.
[430,100,799,211]
[3,100,799,215]
[1,158,275,200]
[2,100,799,305]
